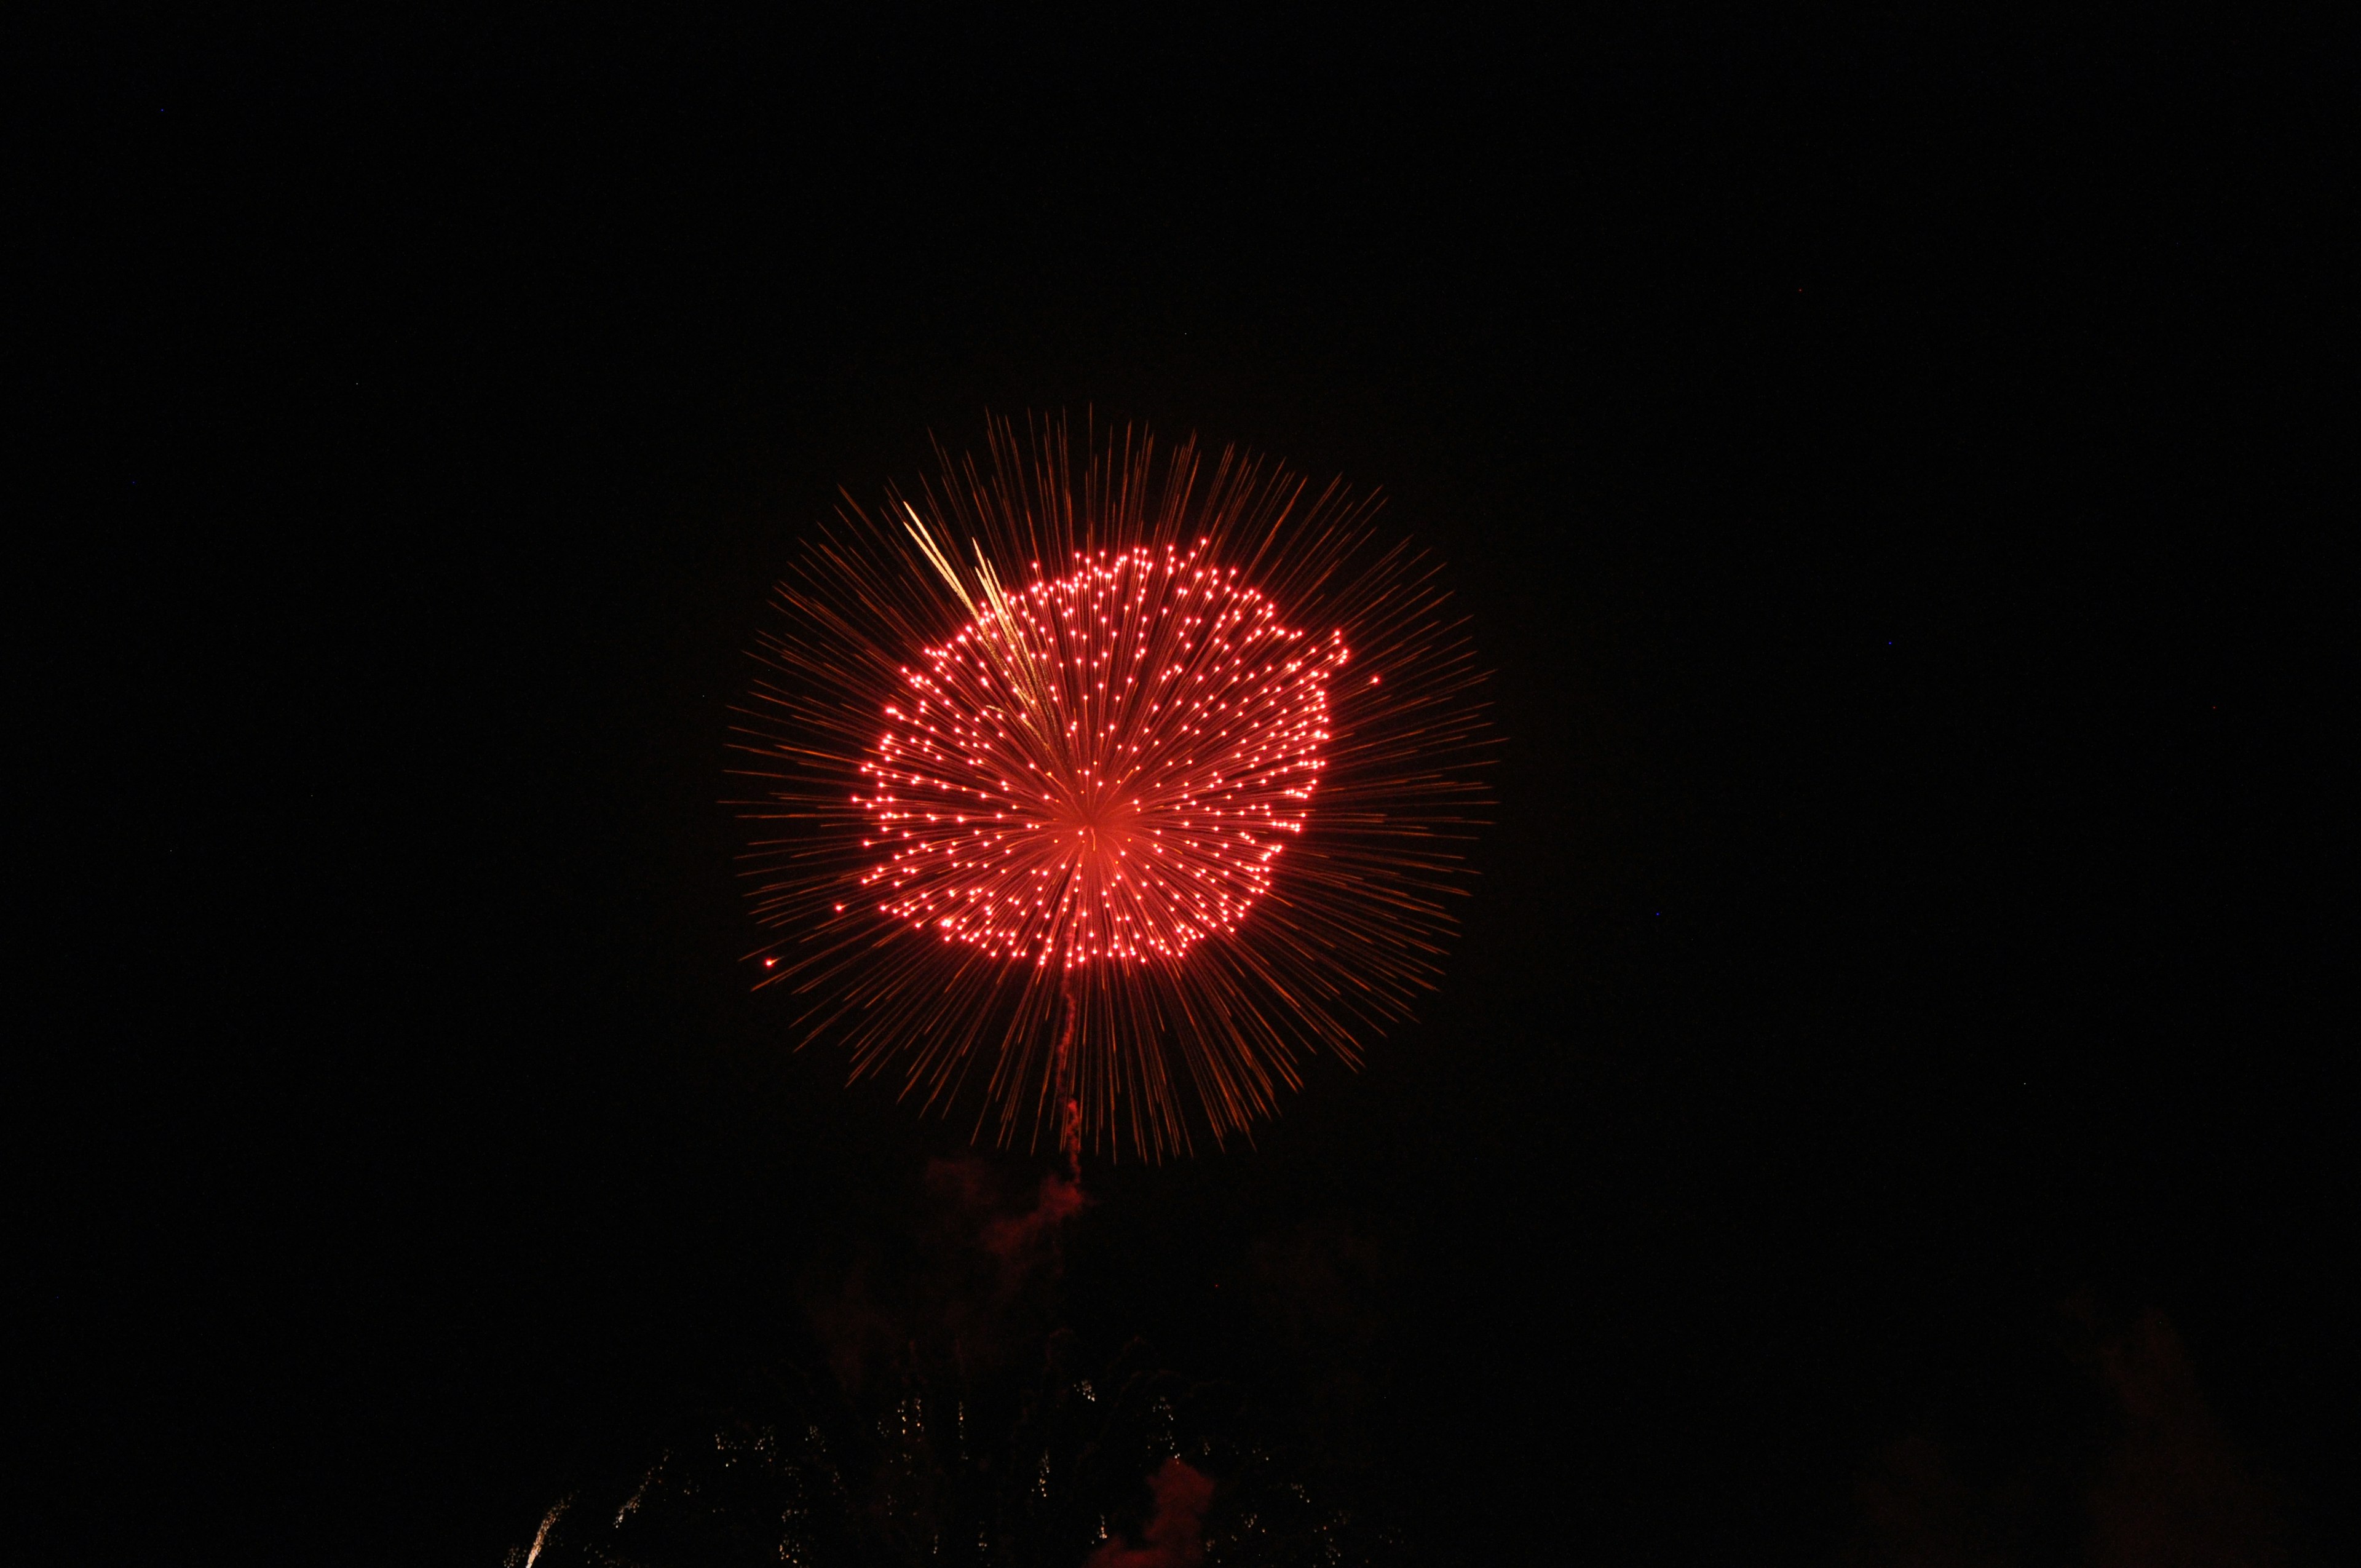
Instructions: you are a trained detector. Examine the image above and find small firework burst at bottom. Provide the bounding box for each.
[504,1340,1415,1568]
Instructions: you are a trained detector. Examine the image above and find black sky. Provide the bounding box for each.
[17,10,2351,1565]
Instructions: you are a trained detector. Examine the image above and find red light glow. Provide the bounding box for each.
[859,544,1344,968]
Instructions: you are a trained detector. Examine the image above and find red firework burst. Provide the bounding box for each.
[731,417,1488,1160]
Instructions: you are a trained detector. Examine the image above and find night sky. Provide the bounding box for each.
[22,13,2349,1565]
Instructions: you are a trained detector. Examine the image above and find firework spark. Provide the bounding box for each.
[732,417,1488,1159]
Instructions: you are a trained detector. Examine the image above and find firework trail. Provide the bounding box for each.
[732,416,1488,1160]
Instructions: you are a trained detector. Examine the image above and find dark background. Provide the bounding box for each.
[17,10,2351,1564]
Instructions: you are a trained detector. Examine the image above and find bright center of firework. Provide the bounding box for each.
[856,543,1345,967]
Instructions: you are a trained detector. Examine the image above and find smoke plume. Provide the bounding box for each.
[1086,1456,1217,1568]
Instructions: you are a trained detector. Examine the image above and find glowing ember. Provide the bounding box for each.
[860,544,1344,967]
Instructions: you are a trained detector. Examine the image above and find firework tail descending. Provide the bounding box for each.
[730,415,1490,1161]
[1056,971,1083,1181]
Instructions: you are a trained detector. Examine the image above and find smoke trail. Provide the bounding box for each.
[1085,1456,1216,1568]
